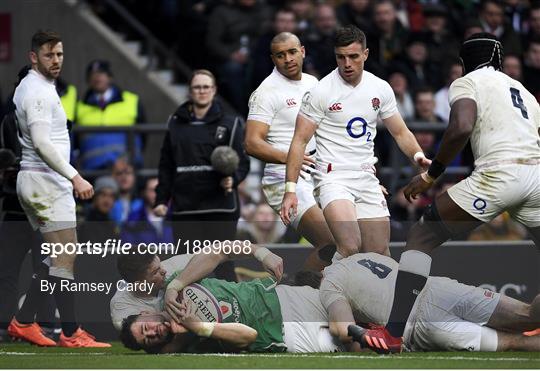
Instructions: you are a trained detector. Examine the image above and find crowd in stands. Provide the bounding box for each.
[1,0,538,243]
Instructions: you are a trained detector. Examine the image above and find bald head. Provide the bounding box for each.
[271,32,301,51]
[270,32,305,81]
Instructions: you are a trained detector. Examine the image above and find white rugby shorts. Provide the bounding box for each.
[313,170,389,219]
[447,163,540,227]
[262,177,317,228]
[17,170,76,233]
[404,276,500,352]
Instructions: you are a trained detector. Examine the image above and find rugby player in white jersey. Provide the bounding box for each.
[120,246,540,354]
[362,33,540,353]
[245,32,336,270]
[280,25,430,258]
[319,252,540,353]
[8,30,109,347]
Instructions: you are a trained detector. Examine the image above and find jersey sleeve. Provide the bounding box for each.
[22,91,54,126]
[379,80,398,120]
[299,86,326,125]
[247,88,275,125]
[319,263,349,310]
[448,76,477,106]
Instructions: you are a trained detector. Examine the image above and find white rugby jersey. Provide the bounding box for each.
[110,254,193,330]
[320,252,398,325]
[248,68,318,181]
[299,69,397,169]
[13,70,70,172]
[448,67,540,167]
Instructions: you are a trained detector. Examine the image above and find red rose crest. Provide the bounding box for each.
[371,97,380,111]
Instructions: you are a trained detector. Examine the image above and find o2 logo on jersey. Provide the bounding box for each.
[346,117,371,141]
[473,197,487,214]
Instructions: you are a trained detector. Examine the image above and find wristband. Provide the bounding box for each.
[420,172,435,184]
[196,322,216,337]
[285,181,296,193]
[427,159,446,179]
[413,152,425,162]
[253,247,271,262]
[167,279,185,292]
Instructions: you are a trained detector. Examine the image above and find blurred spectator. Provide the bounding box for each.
[177,1,221,68]
[206,0,272,114]
[110,156,143,225]
[56,78,77,123]
[336,0,373,34]
[303,3,339,78]
[434,60,463,123]
[478,0,522,55]
[236,203,286,244]
[392,33,441,90]
[78,176,119,244]
[251,8,298,89]
[468,212,527,241]
[85,176,118,222]
[523,37,540,102]
[523,2,540,48]
[366,0,409,77]
[502,54,523,81]
[120,177,173,246]
[285,0,315,34]
[388,70,414,120]
[75,60,146,170]
[422,4,461,66]
[503,0,528,34]
[414,87,444,124]
[463,19,484,40]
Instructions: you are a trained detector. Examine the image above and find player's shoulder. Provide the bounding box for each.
[309,69,339,97]
[302,72,319,87]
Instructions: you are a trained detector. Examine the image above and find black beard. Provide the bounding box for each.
[37,63,59,80]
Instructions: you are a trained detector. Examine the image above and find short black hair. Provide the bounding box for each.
[460,32,504,74]
[120,314,143,351]
[117,253,156,283]
[120,314,172,354]
[334,25,367,49]
[31,30,62,53]
[294,270,322,289]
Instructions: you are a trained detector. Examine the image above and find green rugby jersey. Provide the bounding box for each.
[168,274,286,353]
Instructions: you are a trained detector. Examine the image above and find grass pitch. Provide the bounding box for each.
[0,342,539,369]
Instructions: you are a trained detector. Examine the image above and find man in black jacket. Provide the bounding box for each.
[154,70,250,281]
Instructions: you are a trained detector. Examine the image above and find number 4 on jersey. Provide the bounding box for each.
[510,88,528,119]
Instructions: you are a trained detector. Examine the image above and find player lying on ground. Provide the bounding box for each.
[320,252,540,353]
[110,243,283,329]
[361,32,540,353]
[119,248,539,353]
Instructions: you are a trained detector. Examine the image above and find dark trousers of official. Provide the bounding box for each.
[0,213,56,331]
[171,212,238,282]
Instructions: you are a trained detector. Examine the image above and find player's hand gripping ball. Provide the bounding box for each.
[177,283,223,323]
